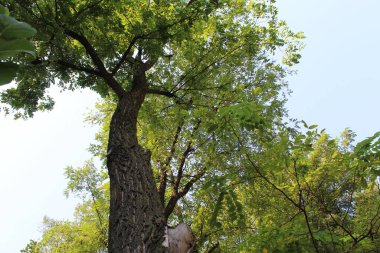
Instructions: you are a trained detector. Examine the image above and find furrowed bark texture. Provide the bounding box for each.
[107,90,166,253]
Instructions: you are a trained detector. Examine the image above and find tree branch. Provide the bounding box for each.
[178,168,206,197]
[310,186,358,244]
[56,60,101,76]
[111,35,141,75]
[229,123,300,209]
[158,121,184,205]
[146,88,177,98]
[165,167,206,219]
[293,160,320,253]
[174,145,194,194]
[65,30,125,98]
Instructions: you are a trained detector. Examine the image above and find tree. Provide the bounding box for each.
[20,240,40,253]
[25,121,380,252]
[206,125,380,252]
[3,1,303,251]
[34,160,109,253]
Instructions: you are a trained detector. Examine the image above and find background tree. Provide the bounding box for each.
[2,0,303,251]
[25,119,380,252]
[36,161,109,253]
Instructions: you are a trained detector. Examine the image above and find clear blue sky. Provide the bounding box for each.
[1,1,380,252]
[277,0,380,141]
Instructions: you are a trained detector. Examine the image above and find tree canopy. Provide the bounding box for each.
[4,0,379,252]
[1,0,302,117]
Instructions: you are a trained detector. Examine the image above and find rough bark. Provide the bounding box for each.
[106,88,166,252]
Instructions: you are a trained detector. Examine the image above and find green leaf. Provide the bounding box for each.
[0,39,35,59]
[207,123,218,133]
[0,62,18,85]
[0,5,9,16]
[1,21,37,40]
[301,120,308,128]
[0,14,15,31]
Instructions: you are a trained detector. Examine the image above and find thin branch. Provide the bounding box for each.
[293,159,320,253]
[111,9,200,76]
[228,123,300,208]
[178,168,206,197]
[173,119,201,194]
[164,167,206,219]
[158,121,184,205]
[311,189,358,243]
[356,203,380,243]
[301,202,320,253]
[174,145,194,194]
[245,154,299,208]
[170,42,246,93]
[111,35,141,75]
[146,88,177,98]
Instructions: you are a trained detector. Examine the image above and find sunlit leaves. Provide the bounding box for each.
[31,162,109,253]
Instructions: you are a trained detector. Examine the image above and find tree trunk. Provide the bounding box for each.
[106,90,166,252]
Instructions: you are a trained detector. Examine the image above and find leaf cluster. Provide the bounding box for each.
[0,4,36,85]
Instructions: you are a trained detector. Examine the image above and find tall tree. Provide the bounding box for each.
[3,1,302,251]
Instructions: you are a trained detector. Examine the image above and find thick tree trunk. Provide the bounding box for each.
[106,90,166,252]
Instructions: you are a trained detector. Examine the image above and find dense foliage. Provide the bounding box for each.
[22,123,380,252]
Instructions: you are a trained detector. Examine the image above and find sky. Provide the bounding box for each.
[277,0,380,141]
[1,1,380,252]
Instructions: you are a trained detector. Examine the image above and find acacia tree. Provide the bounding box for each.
[2,1,302,252]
